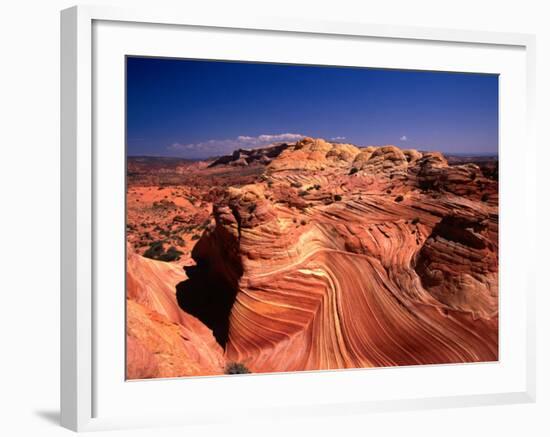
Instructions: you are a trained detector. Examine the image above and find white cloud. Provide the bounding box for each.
[168,133,305,157]
[400,135,408,142]
[244,133,304,144]
[330,136,346,141]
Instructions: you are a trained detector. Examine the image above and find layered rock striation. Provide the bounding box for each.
[176,137,499,373]
[126,247,225,379]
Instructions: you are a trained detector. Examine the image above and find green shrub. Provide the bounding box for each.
[143,241,182,262]
[225,362,251,375]
[158,246,183,262]
[395,195,404,202]
[349,167,359,175]
[334,194,342,201]
[143,241,164,259]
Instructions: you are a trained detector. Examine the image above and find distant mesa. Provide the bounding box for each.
[207,143,290,168]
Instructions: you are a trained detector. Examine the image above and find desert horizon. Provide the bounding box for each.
[125,57,498,379]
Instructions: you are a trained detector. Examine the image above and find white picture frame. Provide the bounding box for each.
[60,4,536,432]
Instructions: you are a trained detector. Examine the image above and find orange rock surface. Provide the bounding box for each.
[127,137,499,377]
[126,247,225,379]
[179,138,498,373]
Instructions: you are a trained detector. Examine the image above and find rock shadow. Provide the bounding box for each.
[176,254,243,348]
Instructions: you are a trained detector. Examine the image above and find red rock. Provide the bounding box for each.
[177,139,499,373]
[126,247,225,379]
[127,138,499,376]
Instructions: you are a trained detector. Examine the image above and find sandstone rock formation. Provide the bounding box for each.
[208,143,290,167]
[126,247,225,379]
[127,137,498,378]
[175,138,498,373]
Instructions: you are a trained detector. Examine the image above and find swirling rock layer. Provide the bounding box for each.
[127,138,498,377]
[179,138,498,373]
[126,247,225,379]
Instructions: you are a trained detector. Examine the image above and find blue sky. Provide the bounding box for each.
[126,57,498,159]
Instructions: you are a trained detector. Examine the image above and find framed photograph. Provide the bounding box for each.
[61,5,536,432]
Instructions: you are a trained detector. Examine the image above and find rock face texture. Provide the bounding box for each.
[127,137,498,378]
[175,137,498,373]
[208,143,290,167]
[126,247,225,379]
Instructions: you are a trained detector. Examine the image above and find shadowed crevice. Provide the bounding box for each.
[175,222,244,348]
[176,261,241,347]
